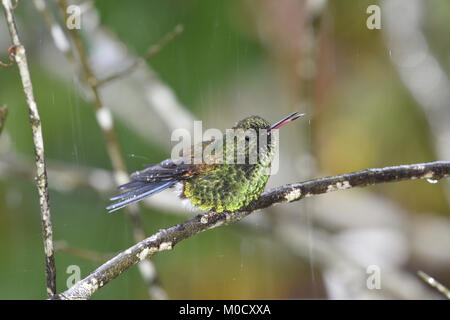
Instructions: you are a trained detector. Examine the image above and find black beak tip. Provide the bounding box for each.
[290,112,305,122]
[268,112,305,132]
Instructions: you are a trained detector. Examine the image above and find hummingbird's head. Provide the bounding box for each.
[233,112,304,133]
[233,115,271,130]
[226,112,303,167]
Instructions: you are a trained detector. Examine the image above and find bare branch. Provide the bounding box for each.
[35,3,195,141]
[1,0,56,298]
[417,270,450,299]
[98,24,184,86]
[54,241,113,263]
[0,104,8,135]
[54,0,168,299]
[0,45,15,66]
[54,161,450,299]
[33,0,75,62]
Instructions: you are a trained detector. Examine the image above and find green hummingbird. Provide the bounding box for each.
[107,112,302,213]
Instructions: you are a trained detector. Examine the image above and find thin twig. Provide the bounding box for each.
[56,0,167,299]
[54,241,113,263]
[1,44,18,66]
[1,0,56,298]
[0,60,13,66]
[97,24,184,86]
[0,104,8,135]
[35,2,194,139]
[33,0,75,62]
[54,161,450,299]
[417,270,450,299]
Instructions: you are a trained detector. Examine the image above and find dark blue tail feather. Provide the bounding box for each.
[107,181,176,213]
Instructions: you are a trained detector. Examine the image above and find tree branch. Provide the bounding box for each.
[1,0,56,298]
[33,0,75,63]
[54,161,450,299]
[54,241,113,264]
[0,104,8,136]
[54,0,167,299]
[417,270,450,299]
[97,24,184,86]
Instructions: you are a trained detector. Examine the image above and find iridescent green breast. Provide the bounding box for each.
[182,163,270,212]
[181,115,276,212]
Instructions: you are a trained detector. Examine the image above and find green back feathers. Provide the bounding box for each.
[183,115,276,212]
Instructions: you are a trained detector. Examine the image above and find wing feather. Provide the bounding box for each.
[107,158,191,213]
[107,181,176,213]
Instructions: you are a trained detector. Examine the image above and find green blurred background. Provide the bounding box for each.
[0,0,449,299]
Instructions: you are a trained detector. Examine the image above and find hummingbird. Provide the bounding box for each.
[107,112,302,213]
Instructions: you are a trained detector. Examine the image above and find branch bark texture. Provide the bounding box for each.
[53,0,167,299]
[55,161,450,299]
[2,0,56,298]
[0,104,8,135]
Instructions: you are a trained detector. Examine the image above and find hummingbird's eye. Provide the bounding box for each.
[245,136,250,142]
